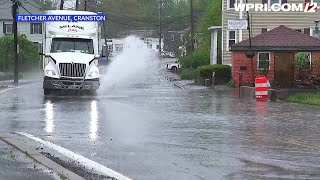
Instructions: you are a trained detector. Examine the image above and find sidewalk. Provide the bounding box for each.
[0,139,59,180]
[0,79,40,88]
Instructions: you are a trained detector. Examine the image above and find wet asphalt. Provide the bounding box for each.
[1,59,320,179]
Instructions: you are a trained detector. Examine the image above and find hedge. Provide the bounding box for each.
[197,64,231,78]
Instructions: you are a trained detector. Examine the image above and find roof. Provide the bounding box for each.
[231,25,320,51]
[0,1,44,20]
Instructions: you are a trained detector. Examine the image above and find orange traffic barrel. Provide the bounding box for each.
[255,76,268,101]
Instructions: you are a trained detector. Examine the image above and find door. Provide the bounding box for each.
[274,52,294,88]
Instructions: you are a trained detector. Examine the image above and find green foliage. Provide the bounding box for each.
[34,0,56,10]
[0,35,39,72]
[287,92,320,106]
[295,52,310,71]
[226,80,236,88]
[197,0,222,57]
[179,50,210,70]
[197,64,231,79]
[180,68,198,80]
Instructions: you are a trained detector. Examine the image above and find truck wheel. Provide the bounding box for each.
[171,66,177,73]
[44,89,50,95]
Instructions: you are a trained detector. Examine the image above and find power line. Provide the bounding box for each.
[19,4,33,15]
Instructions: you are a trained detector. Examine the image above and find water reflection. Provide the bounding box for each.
[44,100,55,133]
[90,100,99,141]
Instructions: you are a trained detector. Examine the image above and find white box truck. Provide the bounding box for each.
[38,10,106,95]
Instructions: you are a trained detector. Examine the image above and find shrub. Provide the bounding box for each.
[179,50,210,70]
[180,68,198,80]
[0,34,39,72]
[226,80,235,88]
[197,64,231,79]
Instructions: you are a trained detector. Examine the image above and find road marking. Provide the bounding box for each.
[155,67,166,81]
[18,132,132,180]
[0,88,15,94]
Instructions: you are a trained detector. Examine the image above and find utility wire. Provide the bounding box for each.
[19,3,33,15]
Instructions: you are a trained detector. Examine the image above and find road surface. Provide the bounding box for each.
[0,59,320,179]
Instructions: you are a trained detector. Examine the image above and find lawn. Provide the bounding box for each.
[287,92,320,106]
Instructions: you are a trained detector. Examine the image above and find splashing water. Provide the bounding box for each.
[98,36,159,93]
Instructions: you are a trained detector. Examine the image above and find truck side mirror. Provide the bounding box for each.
[38,42,44,55]
[101,45,107,57]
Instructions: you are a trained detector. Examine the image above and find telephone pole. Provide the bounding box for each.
[60,0,64,10]
[12,0,19,84]
[84,0,87,11]
[75,0,79,10]
[190,0,194,53]
[158,0,162,57]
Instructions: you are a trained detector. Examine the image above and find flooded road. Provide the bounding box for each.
[0,61,320,179]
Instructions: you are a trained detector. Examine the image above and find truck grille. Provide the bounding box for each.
[59,63,86,77]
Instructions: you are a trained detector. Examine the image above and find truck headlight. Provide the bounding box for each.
[89,71,99,78]
[46,70,56,76]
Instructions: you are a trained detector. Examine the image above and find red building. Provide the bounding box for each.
[230,25,320,88]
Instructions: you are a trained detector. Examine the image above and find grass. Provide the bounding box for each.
[180,68,198,80]
[287,92,320,106]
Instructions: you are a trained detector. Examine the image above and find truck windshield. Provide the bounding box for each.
[51,38,94,54]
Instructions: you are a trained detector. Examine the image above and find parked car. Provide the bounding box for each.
[166,61,181,73]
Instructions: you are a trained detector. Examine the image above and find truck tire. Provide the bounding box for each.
[171,66,178,73]
[44,89,50,95]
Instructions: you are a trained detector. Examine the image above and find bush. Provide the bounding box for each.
[226,80,235,88]
[180,68,198,80]
[197,64,231,79]
[179,50,210,70]
[197,64,231,85]
[0,34,39,72]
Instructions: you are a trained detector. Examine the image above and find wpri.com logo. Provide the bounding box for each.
[234,3,317,12]
[304,2,317,12]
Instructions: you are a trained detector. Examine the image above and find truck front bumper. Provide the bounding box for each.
[43,77,100,90]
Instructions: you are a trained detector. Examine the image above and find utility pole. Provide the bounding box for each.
[75,0,79,10]
[60,0,64,10]
[102,12,108,61]
[158,0,162,57]
[84,0,87,11]
[12,0,19,84]
[190,0,194,53]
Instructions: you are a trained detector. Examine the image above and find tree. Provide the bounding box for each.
[197,0,222,54]
[0,35,39,72]
[33,0,56,10]
[295,52,310,79]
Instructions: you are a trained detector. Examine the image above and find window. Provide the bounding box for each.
[296,52,311,70]
[227,30,236,50]
[171,34,175,42]
[295,29,301,32]
[258,52,271,70]
[3,23,12,34]
[228,0,237,9]
[107,45,113,52]
[30,23,42,34]
[115,44,123,52]
[51,38,94,54]
[156,45,159,49]
[268,0,281,7]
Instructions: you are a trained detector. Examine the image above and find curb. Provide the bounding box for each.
[0,80,38,86]
[174,83,184,89]
[0,132,85,180]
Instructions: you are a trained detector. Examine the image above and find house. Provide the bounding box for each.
[222,0,320,66]
[230,25,320,88]
[0,1,44,45]
[162,31,184,57]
